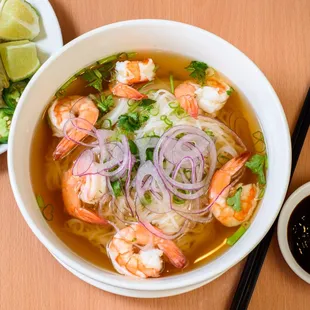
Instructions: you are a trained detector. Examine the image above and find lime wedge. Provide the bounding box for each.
[0,0,40,40]
[0,41,40,81]
[0,57,9,88]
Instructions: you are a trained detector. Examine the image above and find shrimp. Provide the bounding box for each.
[48,96,99,160]
[115,59,155,84]
[107,223,187,278]
[174,81,199,118]
[209,152,259,227]
[111,83,147,100]
[195,78,231,114]
[62,168,108,225]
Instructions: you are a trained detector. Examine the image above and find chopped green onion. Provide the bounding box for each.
[150,107,159,116]
[36,195,45,209]
[169,74,174,93]
[173,195,185,205]
[226,222,249,246]
[205,129,214,137]
[168,101,179,109]
[42,204,54,222]
[101,119,112,129]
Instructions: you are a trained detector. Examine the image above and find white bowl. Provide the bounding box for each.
[8,20,291,297]
[278,182,310,284]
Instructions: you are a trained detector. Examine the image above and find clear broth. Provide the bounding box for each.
[30,51,263,276]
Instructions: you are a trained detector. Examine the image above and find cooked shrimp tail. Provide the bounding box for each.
[62,169,108,225]
[111,83,147,100]
[48,96,99,161]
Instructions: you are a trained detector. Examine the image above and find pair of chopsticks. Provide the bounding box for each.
[230,88,310,310]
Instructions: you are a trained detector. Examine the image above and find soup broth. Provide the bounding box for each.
[31,51,265,277]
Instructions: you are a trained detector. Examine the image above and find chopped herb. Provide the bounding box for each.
[173,195,185,205]
[89,93,114,114]
[170,74,174,93]
[140,98,156,108]
[227,222,249,246]
[153,64,159,72]
[258,185,266,199]
[185,60,208,85]
[227,187,243,212]
[160,115,173,128]
[42,204,54,222]
[226,86,234,96]
[111,180,122,197]
[245,154,267,184]
[101,119,112,129]
[143,191,152,205]
[128,140,138,155]
[146,148,154,161]
[36,195,45,209]
[132,237,137,242]
[82,69,103,91]
[205,129,214,137]
[36,195,53,221]
[118,112,145,132]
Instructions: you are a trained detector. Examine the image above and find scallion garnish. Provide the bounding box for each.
[226,222,250,246]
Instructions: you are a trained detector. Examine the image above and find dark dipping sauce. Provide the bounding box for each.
[288,196,310,274]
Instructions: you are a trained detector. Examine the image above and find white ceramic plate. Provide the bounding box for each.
[0,0,63,155]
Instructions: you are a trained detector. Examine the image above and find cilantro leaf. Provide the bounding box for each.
[81,69,103,91]
[140,98,156,108]
[111,180,122,197]
[91,94,114,114]
[118,112,148,132]
[226,86,234,96]
[245,154,267,184]
[185,61,208,85]
[227,187,243,212]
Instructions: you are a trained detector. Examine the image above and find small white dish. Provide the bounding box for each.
[278,182,310,284]
[0,0,63,155]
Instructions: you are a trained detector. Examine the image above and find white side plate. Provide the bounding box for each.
[0,0,63,155]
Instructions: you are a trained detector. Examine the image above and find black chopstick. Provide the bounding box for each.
[230,87,310,310]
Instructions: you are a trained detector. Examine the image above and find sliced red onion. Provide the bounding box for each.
[72,149,94,176]
[135,161,171,214]
[198,115,247,151]
[153,125,217,200]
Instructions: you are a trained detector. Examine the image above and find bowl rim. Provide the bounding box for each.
[8,19,292,291]
[277,182,310,284]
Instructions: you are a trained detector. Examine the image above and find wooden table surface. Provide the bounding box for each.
[0,0,309,309]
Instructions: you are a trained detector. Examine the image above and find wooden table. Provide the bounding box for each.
[0,0,309,309]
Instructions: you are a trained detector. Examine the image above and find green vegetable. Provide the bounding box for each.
[118,112,149,133]
[36,195,45,209]
[128,140,138,155]
[227,187,243,212]
[258,185,266,199]
[140,98,156,108]
[0,110,11,143]
[173,195,185,205]
[36,195,54,221]
[2,80,28,109]
[185,61,208,85]
[89,93,114,114]
[101,119,112,129]
[111,180,122,197]
[82,69,104,91]
[226,86,234,96]
[146,148,154,161]
[170,74,174,93]
[227,222,249,246]
[205,129,214,137]
[245,154,267,184]
[160,115,173,128]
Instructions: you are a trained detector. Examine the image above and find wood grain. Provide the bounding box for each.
[0,0,309,309]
